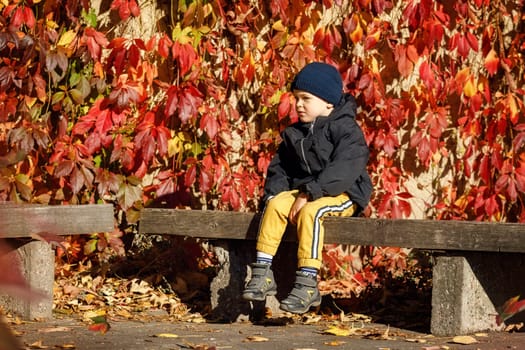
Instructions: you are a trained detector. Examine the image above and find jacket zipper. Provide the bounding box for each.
[300,119,315,175]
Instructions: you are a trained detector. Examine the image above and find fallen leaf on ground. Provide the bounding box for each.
[28,340,49,349]
[181,342,216,350]
[504,322,524,332]
[88,322,110,334]
[324,340,347,346]
[244,335,269,342]
[303,314,322,324]
[38,326,71,333]
[323,326,353,337]
[130,279,154,294]
[57,344,76,349]
[87,314,110,334]
[184,313,207,323]
[405,338,427,343]
[341,312,372,323]
[153,333,179,338]
[474,332,488,337]
[451,335,477,344]
[82,309,106,322]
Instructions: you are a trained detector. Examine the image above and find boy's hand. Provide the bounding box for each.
[289,193,309,225]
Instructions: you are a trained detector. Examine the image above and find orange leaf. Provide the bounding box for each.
[406,44,419,63]
[484,49,499,76]
[349,16,363,44]
[463,76,477,98]
[507,93,519,124]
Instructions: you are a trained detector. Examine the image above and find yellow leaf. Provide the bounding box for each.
[324,340,347,346]
[153,333,179,338]
[245,335,269,342]
[46,19,58,30]
[463,76,477,98]
[29,340,49,349]
[57,30,77,47]
[25,96,37,108]
[272,20,286,32]
[323,326,352,336]
[451,335,478,345]
[85,294,96,304]
[172,24,193,45]
[168,138,182,157]
[82,309,106,322]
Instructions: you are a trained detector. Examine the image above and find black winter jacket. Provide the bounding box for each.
[263,94,372,211]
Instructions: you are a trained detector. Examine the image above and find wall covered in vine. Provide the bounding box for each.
[0,0,524,292]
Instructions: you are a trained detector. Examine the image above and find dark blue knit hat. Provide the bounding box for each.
[291,62,343,105]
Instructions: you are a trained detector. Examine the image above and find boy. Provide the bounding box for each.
[242,62,372,314]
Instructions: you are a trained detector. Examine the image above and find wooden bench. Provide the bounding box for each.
[0,203,115,319]
[139,208,525,336]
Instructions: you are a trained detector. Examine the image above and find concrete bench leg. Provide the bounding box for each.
[209,240,297,322]
[0,240,54,319]
[209,240,255,321]
[431,252,525,336]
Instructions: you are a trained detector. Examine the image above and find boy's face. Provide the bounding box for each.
[293,90,334,123]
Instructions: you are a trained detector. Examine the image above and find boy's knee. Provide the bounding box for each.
[296,204,316,222]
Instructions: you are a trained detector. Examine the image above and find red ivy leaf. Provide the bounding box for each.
[497,296,525,325]
[200,111,219,139]
[278,92,292,121]
[95,108,113,134]
[83,28,109,61]
[22,6,35,29]
[88,316,110,334]
[172,42,198,76]
[165,84,203,123]
[395,45,413,78]
[184,160,197,188]
[129,0,140,17]
[54,160,75,178]
[10,7,24,28]
[466,31,479,52]
[158,34,172,58]
[456,34,471,58]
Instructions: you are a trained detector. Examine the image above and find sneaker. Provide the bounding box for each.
[279,271,321,314]
[242,263,277,301]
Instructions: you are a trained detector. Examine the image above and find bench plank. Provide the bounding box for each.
[139,209,260,239]
[0,203,115,320]
[139,209,525,253]
[0,204,115,237]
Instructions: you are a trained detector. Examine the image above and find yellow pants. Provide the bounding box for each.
[256,190,357,270]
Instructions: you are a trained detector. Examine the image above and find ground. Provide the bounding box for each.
[6,311,525,350]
